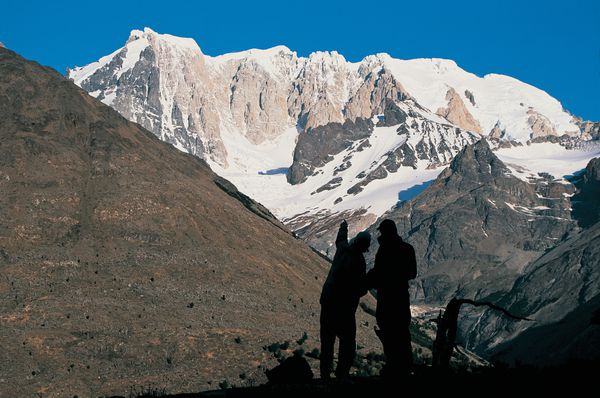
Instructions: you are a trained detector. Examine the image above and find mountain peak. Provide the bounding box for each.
[265,44,293,54]
[447,138,507,177]
[128,28,144,41]
[242,44,294,59]
[208,44,294,66]
[127,27,155,43]
[127,27,202,54]
[307,50,346,62]
[429,57,459,69]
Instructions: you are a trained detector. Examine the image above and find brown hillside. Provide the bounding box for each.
[0,48,378,397]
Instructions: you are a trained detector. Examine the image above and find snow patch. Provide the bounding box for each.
[380,57,579,140]
[497,143,600,182]
[69,47,122,85]
[116,36,149,78]
[212,123,445,221]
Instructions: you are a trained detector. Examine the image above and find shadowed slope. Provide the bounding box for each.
[491,291,600,366]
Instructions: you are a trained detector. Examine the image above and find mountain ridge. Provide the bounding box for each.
[61,30,600,362]
[66,27,598,243]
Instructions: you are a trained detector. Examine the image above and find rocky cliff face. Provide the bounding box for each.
[287,117,373,185]
[572,157,600,227]
[464,157,600,355]
[356,143,600,359]
[69,29,589,166]
[365,140,576,304]
[436,87,482,134]
[468,220,600,357]
[490,290,600,366]
[282,102,481,255]
[0,47,383,397]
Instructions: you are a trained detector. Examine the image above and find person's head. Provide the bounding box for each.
[377,219,398,237]
[350,231,371,253]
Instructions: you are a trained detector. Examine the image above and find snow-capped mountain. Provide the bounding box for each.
[66,29,600,358]
[68,28,599,255]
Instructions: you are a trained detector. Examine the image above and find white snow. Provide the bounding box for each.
[379,55,579,140]
[212,120,446,222]
[208,45,292,63]
[69,47,122,85]
[134,27,202,53]
[481,222,489,237]
[116,36,149,78]
[505,202,570,221]
[496,142,600,181]
[532,206,551,210]
[102,90,116,106]
[505,202,533,215]
[208,45,294,79]
[68,27,201,86]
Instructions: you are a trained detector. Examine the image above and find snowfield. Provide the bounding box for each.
[68,28,599,228]
[496,142,600,182]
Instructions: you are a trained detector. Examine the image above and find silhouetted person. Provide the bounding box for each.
[320,220,371,380]
[367,219,417,377]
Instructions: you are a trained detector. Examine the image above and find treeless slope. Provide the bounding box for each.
[0,48,377,397]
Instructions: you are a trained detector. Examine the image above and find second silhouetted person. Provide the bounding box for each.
[367,218,417,377]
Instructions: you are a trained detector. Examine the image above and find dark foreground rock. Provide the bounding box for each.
[110,363,600,398]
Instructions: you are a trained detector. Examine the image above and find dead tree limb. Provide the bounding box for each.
[432,298,531,369]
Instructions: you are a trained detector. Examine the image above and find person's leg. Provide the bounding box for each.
[335,310,356,378]
[320,306,336,379]
[387,304,413,374]
[378,312,410,376]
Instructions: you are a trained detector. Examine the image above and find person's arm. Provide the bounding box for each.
[335,220,349,249]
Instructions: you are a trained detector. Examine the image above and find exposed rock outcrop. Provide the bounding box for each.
[490,291,600,366]
[488,121,505,139]
[571,157,600,227]
[344,66,412,121]
[287,118,373,184]
[527,108,557,138]
[436,87,482,134]
[464,89,476,106]
[365,140,576,305]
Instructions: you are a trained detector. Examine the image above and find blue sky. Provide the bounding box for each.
[3,0,599,121]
